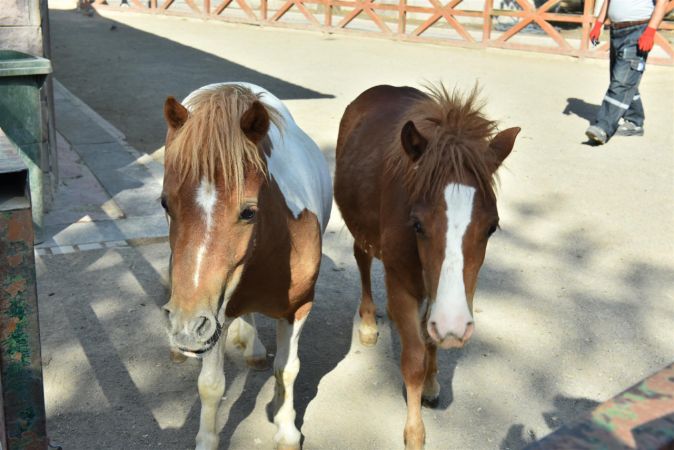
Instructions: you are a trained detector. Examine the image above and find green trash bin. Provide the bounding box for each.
[0,50,53,239]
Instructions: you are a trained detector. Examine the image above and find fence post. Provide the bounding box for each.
[482,0,492,46]
[581,0,595,55]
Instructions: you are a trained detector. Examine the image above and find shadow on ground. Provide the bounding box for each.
[49,9,334,154]
[37,188,674,449]
[563,97,599,123]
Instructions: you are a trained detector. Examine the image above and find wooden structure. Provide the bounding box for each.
[0,129,48,450]
[91,0,674,65]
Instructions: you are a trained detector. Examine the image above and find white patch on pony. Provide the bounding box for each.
[272,315,307,447]
[193,178,218,288]
[429,184,475,339]
[196,178,218,229]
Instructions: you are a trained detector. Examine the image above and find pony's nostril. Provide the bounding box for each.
[192,316,213,339]
[162,303,172,314]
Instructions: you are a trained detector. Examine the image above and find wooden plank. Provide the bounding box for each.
[294,1,322,26]
[397,0,406,34]
[580,0,594,54]
[336,4,364,28]
[261,0,267,20]
[160,0,175,10]
[532,16,571,50]
[270,0,295,21]
[213,0,234,15]
[482,0,492,43]
[235,0,257,20]
[184,0,202,14]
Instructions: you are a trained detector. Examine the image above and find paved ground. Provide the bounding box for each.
[38,5,674,450]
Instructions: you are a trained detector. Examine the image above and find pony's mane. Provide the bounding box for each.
[386,84,499,202]
[165,84,283,197]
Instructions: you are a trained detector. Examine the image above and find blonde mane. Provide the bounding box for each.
[386,84,499,202]
[165,84,283,196]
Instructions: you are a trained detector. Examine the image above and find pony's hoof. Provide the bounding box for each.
[422,379,440,408]
[421,394,440,409]
[276,444,300,450]
[170,348,187,363]
[358,328,379,347]
[404,424,425,450]
[246,355,269,371]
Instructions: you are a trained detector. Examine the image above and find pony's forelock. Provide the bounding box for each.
[386,83,499,202]
[165,84,283,199]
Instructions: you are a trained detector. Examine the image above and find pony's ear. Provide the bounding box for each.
[240,101,270,144]
[488,127,520,171]
[401,121,428,162]
[164,96,189,130]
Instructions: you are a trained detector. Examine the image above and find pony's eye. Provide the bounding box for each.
[239,207,256,222]
[413,221,424,235]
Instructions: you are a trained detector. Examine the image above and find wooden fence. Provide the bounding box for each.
[91,0,674,65]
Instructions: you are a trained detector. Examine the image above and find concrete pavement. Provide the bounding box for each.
[38,6,674,450]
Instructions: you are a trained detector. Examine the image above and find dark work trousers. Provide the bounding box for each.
[594,23,649,137]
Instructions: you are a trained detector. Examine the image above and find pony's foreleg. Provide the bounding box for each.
[229,314,267,369]
[422,342,440,407]
[195,328,229,450]
[388,285,427,450]
[272,304,311,450]
[354,243,378,346]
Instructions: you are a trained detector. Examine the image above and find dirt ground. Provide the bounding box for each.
[38,6,674,450]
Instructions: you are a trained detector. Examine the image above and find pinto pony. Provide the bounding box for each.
[161,83,331,450]
[334,84,519,449]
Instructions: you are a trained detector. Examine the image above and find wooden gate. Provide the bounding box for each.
[91,0,674,65]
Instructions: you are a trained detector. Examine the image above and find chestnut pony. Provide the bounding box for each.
[334,84,519,449]
[161,83,331,450]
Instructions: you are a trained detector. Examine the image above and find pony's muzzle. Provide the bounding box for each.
[163,304,219,353]
[428,319,474,349]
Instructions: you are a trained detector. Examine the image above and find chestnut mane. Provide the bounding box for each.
[385,84,499,202]
[165,84,283,196]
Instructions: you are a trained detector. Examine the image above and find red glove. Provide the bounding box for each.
[590,21,603,45]
[638,27,656,52]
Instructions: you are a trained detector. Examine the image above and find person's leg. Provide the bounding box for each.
[623,89,645,127]
[591,25,647,140]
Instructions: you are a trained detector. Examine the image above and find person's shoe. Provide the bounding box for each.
[615,121,644,136]
[585,125,608,145]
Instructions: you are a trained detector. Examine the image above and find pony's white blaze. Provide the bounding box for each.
[193,178,218,287]
[429,183,475,341]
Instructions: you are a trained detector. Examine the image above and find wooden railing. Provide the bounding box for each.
[91,0,674,65]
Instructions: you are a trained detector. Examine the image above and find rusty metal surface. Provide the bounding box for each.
[91,0,674,66]
[0,136,47,449]
[526,363,674,450]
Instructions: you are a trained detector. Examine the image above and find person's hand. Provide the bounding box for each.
[590,21,603,45]
[638,27,656,52]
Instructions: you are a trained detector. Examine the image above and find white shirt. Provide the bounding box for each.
[608,0,654,23]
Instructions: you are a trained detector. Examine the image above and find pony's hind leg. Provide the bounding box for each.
[229,313,268,370]
[354,243,378,346]
[195,327,229,450]
[272,303,312,450]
